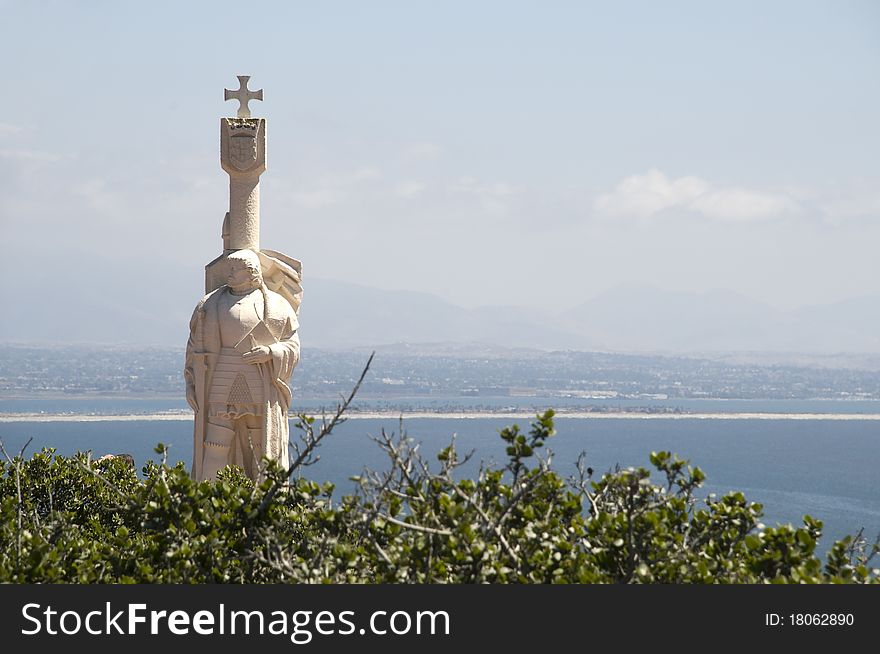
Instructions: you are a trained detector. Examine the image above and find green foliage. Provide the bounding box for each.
[1,412,877,583]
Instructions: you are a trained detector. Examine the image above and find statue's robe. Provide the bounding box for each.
[185,285,299,481]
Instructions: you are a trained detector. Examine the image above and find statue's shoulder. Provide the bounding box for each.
[266,286,297,317]
[196,286,226,311]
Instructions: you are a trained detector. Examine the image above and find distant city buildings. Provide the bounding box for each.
[2,345,878,405]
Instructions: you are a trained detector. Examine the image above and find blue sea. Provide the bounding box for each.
[1,401,878,556]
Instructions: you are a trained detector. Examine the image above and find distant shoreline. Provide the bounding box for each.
[2,411,880,423]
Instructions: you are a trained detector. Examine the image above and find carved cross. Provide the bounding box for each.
[224,75,263,118]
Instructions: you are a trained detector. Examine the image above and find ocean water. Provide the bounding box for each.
[0,416,877,556]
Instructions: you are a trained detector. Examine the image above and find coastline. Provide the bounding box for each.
[2,410,880,423]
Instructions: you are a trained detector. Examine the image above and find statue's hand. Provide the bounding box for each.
[243,345,272,364]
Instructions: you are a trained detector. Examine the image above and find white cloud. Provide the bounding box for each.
[0,148,65,163]
[352,166,382,181]
[449,177,519,215]
[405,141,443,160]
[284,167,385,209]
[290,186,346,209]
[393,181,426,198]
[449,177,516,198]
[690,187,800,222]
[594,169,801,222]
[817,184,880,224]
[73,178,119,213]
[0,123,26,138]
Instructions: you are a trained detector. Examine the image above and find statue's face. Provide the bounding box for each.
[227,257,261,288]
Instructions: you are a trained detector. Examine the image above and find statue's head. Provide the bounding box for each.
[226,249,263,291]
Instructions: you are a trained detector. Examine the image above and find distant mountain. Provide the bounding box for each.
[790,295,880,353]
[297,279,588,350]
[0,259,193,347]
[302,280,880,354]
[561,285,788,352]
[562,285,880,353]
[3,269,877,355]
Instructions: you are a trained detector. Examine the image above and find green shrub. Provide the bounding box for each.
[0,412,877,583]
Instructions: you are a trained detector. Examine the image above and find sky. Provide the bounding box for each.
[1,0,878,335]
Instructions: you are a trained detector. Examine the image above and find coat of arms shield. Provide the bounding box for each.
[230,135,257,171]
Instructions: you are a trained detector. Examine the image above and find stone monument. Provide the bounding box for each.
[185,76,303,482]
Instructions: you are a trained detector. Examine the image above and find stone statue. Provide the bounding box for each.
[186,249,300,481]
[186,76,303,482]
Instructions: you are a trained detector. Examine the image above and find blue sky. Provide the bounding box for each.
[1,0,878,327]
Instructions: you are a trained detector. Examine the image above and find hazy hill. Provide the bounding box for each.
[561,285,789,352]
[789,295,880,353]
[302,280,880,354]
[2,270,877,355]
[297,279,587,350]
